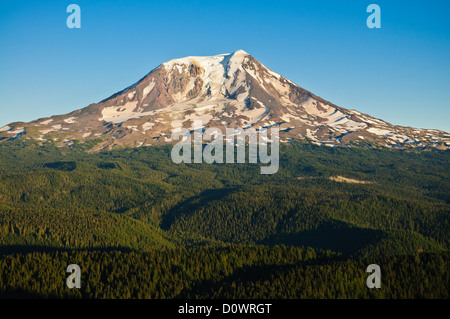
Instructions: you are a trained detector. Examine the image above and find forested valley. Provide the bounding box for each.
[0,139,448,298]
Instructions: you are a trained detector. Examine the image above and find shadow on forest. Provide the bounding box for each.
[259,221,385,255]
[176,256,347,298]
[160,188,238,230]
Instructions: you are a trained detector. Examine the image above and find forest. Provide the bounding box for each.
[0,138,448,298]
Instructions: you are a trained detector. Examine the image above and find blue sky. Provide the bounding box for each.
[0,0,449,131]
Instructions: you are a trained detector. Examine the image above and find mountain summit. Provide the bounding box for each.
[1,50,449,150]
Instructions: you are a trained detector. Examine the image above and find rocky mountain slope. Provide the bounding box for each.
[1,50,448,151]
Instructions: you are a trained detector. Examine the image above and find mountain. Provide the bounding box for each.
[0,51,448,300]
[1,50,449,151]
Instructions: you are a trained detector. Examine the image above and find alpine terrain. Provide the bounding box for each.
[1,50,449,151]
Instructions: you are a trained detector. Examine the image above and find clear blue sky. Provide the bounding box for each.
[0,0,449,131]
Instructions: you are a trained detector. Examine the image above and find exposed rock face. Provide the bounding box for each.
[1,50,449,151]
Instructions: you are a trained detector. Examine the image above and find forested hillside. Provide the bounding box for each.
[0,139,448,298]
[0,248,448,299]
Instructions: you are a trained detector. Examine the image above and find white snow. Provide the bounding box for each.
[40,128,56,134]
[280,113,299,122]
[7,127,25,134]
[142,81,155,99]
[100,101,141,123]
[263,65,281,79]
[301,98,330,116]
[299,98,366,130]
[64,117,77,124]
[245,68,269,93]
[126,125,139,131]
[175,65,183,73]
[236,90,249,102]
[0,125,11,132]
[361,117,385,125]
[226,50,247,80]
[163,50,249,98]
[40,119,53,125]
[367,127,392,136]
[142,122,155,131]
[242,107,269,124]
[306,128,319,141]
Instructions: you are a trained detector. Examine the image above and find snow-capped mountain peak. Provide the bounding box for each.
[1,50,448,151]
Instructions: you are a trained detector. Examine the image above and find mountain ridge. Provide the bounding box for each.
[1,50,449,151]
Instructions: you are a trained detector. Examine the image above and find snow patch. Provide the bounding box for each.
[100,101,141,123]
[0,125,11,132]
[142,82,155,99]
[142,122,155,132]
[7,127,25,134]
[40,119,53,125]
[64,117,77,124]
[367,127,392,136]
[126,125,139,131]
[40,128,56,134]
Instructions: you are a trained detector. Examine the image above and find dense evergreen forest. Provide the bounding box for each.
[1,247,448,299]
[0,139,448,298]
